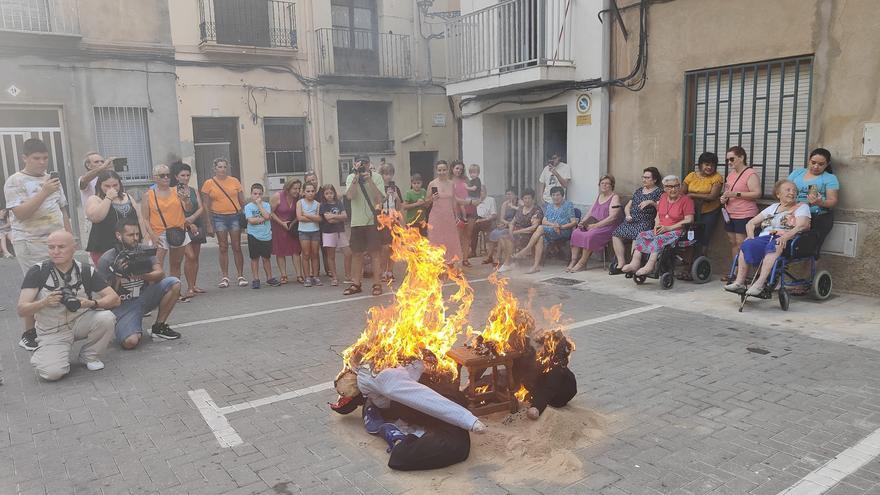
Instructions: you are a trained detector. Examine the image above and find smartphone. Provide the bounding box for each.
[431,186,438,195]
[49,171,59,180]
[113,157,129,173]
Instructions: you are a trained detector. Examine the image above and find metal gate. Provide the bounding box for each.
[0,128,68,205]
[506,114,543,195]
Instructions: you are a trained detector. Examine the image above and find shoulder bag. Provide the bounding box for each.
[152,190,187,247]
[212,178,247,229]
[722,166,752,224]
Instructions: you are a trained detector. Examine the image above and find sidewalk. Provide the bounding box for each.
[496,258,880,351]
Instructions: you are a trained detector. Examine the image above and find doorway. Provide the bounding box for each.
[192,117,240,190]
[409,151,437,184]
[543,111,567,163]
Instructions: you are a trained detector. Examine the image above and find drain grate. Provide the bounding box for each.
[542,277,583,286]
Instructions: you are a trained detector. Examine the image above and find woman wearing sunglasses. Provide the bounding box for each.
[141,164,191,280]
[719,146,761,280]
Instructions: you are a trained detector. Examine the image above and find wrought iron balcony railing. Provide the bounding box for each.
[315,28,412,79]
[199,0,296,49]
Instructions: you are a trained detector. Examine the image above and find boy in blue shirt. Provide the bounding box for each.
[244,183,279,288]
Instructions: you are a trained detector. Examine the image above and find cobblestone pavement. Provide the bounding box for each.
[2,250,880,494]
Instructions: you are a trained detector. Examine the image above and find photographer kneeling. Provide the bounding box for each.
[17,230,120,381]
[97,218,182,349]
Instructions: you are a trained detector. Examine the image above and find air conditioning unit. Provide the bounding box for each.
[266,175,288,191]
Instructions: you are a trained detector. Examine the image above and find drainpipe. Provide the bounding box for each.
[401,85,424,143]
[599,0,612,177]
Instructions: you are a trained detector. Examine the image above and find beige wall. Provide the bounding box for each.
[79,0,173,46]
[607,0,880,294]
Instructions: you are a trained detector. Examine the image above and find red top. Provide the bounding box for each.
[657,193,695,229]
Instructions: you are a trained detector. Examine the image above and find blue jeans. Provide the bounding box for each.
[211,212,241,232]
[112,277,179,342]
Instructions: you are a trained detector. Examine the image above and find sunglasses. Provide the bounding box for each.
[156,173,170,179]
[664,184,681,189]
[726,157,737,163]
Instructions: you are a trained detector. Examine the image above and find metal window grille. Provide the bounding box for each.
[681,56,813,196]
[506,115,543,195]
[264,117,307,175]
[0,0,79,34]
[94,107,153,182]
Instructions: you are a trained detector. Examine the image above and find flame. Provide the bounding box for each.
[536,330,576,374]
[474,384,490,394]
[514,384,530,402]
[342,212,473,377]
[468,273,531,355]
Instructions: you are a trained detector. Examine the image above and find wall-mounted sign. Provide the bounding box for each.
[432,113,447,127]
[7,84,21,97]
[576,114,592,126]
[576,94,591,114]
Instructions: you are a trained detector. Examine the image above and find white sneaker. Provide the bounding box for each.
[746,285,764,297]
[471,419,488,434]
[497,264,512,273]
[724,282,746,293]
[81,359,105,371]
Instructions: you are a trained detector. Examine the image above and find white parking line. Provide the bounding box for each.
[779,428,880,495]
[188,302,662,448]
[174,277,489,329]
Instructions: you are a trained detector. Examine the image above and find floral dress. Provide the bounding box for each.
[612,186,662,240]
[542,200,576,244]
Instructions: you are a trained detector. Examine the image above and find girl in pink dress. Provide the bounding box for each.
[270,178,303,284]
[427,161,465,265]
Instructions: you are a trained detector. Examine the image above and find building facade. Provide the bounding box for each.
[170,0,459,194]
[446,0,609,204]
[0,0,181,237]
[606,0,880,294]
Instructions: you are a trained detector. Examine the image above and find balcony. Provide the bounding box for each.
[445,0,575,96]
[315,28,412,80]
[198,0,296,52]
[0,0,79,37]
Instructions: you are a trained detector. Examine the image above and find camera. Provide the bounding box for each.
[60,286,81,312]
[113,157,128,173]
[112,245,157,277]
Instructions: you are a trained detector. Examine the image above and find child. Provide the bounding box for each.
[401,173,428,236]
[379,163,402,282]
[0,207,14,258]
[320,185,352,287]
[466,164,482,201]
[244,184,279,288]
[297,183,323,287]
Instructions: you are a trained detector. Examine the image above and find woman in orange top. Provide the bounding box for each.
[141,164,193,282]
[201,158,247,288]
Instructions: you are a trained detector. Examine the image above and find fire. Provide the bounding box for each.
[342,212,473,377]
[474,384,490,394]
[514,385,530,402]
[468,273,530,355]
[536,330,576,374]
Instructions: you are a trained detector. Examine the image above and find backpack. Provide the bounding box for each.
[37,260,95,298]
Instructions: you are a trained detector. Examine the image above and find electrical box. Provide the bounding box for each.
[864,123,880,156]
[821,221,858,258]
[266,175,287,191]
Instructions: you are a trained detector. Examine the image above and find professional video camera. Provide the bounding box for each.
[111,245,157,278]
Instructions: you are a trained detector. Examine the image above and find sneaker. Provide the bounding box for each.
[362,403,384,434]
[80,359,104,371]
[724,282,746,293]
[251,279,260,289]
[152,322,181,340]
[378,423,407,452]
[19,329,38,351]
[471,419,488,434]
[497,263,513,273]
[304,278,313,287]
[266,278,281,287]
[312,277,323,287]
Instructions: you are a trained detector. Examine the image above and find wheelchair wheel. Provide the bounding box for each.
[691,256,712,284]
[634,274,646,285]
[609,257,622,275]
[810,270,833,300]
[778,288,790,311]
[660,272,674,290]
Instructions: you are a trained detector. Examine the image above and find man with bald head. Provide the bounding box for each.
[17,230,120,381]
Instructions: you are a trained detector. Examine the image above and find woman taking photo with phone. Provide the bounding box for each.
[427,160,465,266]
[171,162,205,299]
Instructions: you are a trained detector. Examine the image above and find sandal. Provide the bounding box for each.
[371,284,383,296]
[343,284,362,296]
[296,276,305,284]
[481,258,494,265]
[462,260,472,267]
[331,278,339,287]
[178,295,193,303]
[192,286,206,294]
[279,276,289,285]
[218,277,229,289]
[237,276,248,287]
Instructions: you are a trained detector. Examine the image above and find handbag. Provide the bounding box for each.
[211,178,247,228]
[152,190,187,247]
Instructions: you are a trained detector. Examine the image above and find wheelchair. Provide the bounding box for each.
[608,223,712,290]
[727,230,833,312]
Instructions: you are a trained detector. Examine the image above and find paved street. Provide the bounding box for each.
[2,247,880,495]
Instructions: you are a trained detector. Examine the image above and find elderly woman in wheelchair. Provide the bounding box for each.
[724,180,811,298]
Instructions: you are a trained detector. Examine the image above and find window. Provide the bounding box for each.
[94,107,152,182]
[337,101,392,154]
[0,0,50,33]
[264,117,307,175]
[682,56,813,196]
[330,0,376,50]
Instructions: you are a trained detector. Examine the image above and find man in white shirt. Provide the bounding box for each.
[537,153,572,206]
